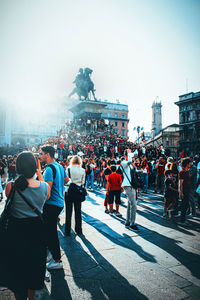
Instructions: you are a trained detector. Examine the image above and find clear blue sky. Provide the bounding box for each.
[0,0,200,139]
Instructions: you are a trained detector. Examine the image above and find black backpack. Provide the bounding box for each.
[130,166,144,189]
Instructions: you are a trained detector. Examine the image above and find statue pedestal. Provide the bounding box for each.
[70,100,107,120]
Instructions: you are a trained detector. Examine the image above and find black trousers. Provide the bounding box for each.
[43,204,63,261]
[108,190,121,204]
[65,193,82,234]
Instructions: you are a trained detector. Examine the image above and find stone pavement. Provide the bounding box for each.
[0,189,200,300]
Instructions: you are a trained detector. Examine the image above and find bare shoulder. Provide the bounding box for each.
[5,181,13,197]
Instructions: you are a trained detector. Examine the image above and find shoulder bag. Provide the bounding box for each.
[121,164,144,189]
[0,183,15,234]
[68,168,87,202]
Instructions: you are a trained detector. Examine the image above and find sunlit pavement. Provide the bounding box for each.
[1,188,200,300]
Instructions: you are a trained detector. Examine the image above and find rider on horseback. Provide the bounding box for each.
[69,67,97,101]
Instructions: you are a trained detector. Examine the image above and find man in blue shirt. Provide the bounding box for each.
[40,145,69,270]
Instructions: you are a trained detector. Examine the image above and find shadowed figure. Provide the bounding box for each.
[59,231,149,300]
[68,68,97,101]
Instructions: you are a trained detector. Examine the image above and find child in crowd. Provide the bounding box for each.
[163,170,178,219]
[103,159,112,213]
[107,165,122,216]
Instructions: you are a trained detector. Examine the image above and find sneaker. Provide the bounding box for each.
[187,213,195,218]
[125,222,130,228]
[47,259,63,270]
[116,212,122,217]
[105,209,110,214]
[129,224,140,232]
[174,212,181,217]
[162,213,167,219]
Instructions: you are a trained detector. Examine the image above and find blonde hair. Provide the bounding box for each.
[70,155,82,166]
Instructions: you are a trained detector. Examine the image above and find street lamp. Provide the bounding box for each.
[133,126,143,143]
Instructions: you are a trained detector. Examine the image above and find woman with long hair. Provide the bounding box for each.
[65,155,85,236]
[0,151,50,300]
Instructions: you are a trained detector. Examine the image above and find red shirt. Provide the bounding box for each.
[179,169,191,195]
[108,172,122,191]
[156,162,166,175]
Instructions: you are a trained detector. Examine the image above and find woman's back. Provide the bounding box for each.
[68,165,85,186]
[11,181,48,218]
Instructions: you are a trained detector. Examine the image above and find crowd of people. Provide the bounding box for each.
[0,121,200,299]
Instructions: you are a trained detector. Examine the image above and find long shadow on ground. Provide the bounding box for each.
[60,234,149,300]
[48,269,72,300]
[139,225,200,280]
[82,212,156,263]
[136,207,196,236]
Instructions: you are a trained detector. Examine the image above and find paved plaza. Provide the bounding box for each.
[0,189,200,300]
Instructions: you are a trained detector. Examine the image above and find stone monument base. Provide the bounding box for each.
[70,100,107,120]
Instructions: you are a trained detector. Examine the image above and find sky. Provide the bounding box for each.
[0,0,200,139]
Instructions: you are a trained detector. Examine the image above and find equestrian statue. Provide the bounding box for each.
[68,68,97,101]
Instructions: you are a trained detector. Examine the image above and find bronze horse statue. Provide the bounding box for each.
[68,68,97,101]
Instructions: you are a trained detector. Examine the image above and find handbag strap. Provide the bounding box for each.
[120,164,135,190]
[16,189,43,222]
[68,168,71,178]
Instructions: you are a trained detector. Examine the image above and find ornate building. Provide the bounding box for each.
[175,91,200,155]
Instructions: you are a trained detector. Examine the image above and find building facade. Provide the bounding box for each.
[70,99,129,138]
[0,99,12,146]
[146,124,180,157]
[175,91,200,155]
[101,101,129,137]
[0,97,72,147]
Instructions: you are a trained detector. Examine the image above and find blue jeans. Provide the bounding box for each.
[86,171,94,189]
[142,173,148,192]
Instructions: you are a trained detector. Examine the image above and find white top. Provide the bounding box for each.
[67,165,86,186]
[89,163,95,169]
[121,160,132,187]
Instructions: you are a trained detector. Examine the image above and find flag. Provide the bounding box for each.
[180,150,185,158]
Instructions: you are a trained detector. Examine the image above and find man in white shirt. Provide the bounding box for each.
[121,149,140,232]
